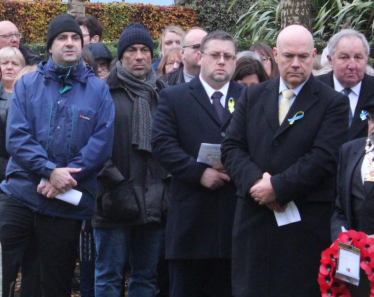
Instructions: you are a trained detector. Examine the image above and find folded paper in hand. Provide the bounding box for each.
[197,143,222,166]
[40,178,82,206]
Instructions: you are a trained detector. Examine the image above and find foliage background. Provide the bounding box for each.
[0,1,198,43]
[176,0,252,33]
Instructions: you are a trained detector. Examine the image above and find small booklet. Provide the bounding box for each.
[197,143,222,166]
[40,178,82,206]
[273,201,301,227]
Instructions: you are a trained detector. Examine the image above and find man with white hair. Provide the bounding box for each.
[317,29,374,141]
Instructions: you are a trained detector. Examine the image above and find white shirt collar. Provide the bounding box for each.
[199,74,230,107]
[333,74,362,96]
[278,77,308,96]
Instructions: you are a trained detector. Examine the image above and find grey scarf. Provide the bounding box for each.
[116,60,158,152]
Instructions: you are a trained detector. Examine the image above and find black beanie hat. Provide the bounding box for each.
[47,14,83,50]
[117,23,154,59]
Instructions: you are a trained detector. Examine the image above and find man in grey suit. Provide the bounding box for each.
[317,29,374,141]
[222,25,348,296]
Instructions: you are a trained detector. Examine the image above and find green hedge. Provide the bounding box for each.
[0,1,198,43]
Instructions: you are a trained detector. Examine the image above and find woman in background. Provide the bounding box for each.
[157,47,182,77]
[249,42,279,79]
[0,46,26,181]
[233,57,269,87]
[152,26,185,72]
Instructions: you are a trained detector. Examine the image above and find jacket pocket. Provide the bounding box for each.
[101,179,139,222]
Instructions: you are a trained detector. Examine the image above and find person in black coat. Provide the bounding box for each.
[316,29,374,141]
[221,25,349,297]
[331,97,374,296]
[152,30,243,297]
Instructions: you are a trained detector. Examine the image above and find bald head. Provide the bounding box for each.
[0,21,20,49]
[274,25,316,89]
[276,25,314,51]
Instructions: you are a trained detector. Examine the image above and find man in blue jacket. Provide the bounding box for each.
[0,14,114,297]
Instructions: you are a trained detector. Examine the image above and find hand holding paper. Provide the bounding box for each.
[40,179,82,206]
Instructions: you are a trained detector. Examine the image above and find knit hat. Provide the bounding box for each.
[117,23,154,59]
[86,42,113,62]
[47,14,83,50]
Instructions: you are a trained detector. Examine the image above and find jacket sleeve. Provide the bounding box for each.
[6,78,57,178]
[331,147,349,241]
[221,88,263,197]
[67,85,115,181]
[270,93,349,205]
[151,89,208,185]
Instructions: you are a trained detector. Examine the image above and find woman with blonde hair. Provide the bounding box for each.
[152,25,185,72]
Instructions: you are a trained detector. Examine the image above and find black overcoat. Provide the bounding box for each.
[331,137,368,240]
[221,75,349,297]
[152,77,243,259]
[316,72,374,141]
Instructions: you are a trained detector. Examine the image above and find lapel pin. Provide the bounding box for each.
[360,110,368,121]
[228,97,235,114]
[288,111,304,125]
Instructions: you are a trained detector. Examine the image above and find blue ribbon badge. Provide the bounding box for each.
[228,98,235,114]
[288,111,304,125]
[360,110,368,121]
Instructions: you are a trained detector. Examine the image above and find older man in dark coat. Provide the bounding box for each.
[316,29,374,141]
[152,30,243,297]
[221,25,349,296]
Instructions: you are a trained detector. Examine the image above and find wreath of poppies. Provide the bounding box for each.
[319,230,374,297]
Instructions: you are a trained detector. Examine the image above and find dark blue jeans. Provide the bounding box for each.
[94,223,165,297]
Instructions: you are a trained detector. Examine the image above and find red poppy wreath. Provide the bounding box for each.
[318,230,374,297]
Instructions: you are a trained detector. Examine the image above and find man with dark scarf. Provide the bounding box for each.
[92,23,169,297]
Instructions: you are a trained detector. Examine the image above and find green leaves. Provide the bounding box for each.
[232,0,281,42]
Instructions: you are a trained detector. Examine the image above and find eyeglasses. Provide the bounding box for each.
[201,52,236,62]
[183,43,201,50]
[82,34,90,38]
[0,33,22,40]
[97,62,109,71]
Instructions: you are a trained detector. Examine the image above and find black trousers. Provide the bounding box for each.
[169,258,232,297]
[0,194,81,297]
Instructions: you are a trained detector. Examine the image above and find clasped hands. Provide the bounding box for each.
[37,167,81,199]
[249,172,286,212]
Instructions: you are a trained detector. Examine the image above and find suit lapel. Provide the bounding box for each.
[350,75,374,140]
[222,81,244,128]
[274,76,319,138]
[261,79,280,133]
[348,141,366,201]
[189,78,221,126]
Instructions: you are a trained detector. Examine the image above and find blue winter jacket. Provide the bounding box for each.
[0,58,114,220]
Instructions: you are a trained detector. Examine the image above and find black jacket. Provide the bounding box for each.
[159,63,185,86]
[152,77,243,259]
[93,67,169,228]
[316,72,374,141]
[19,43,43,66]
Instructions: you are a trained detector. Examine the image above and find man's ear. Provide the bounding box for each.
[90,35,100,43]
[327,55,333,67]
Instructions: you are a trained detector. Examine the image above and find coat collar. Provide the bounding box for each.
[39,57,91,84]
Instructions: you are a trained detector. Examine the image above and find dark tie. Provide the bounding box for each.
[342,88,353,127]
[212,91,224,122]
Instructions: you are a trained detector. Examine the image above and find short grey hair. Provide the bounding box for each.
[327,29,370,57]
[236,51,263,64]
[0,46,26,68]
